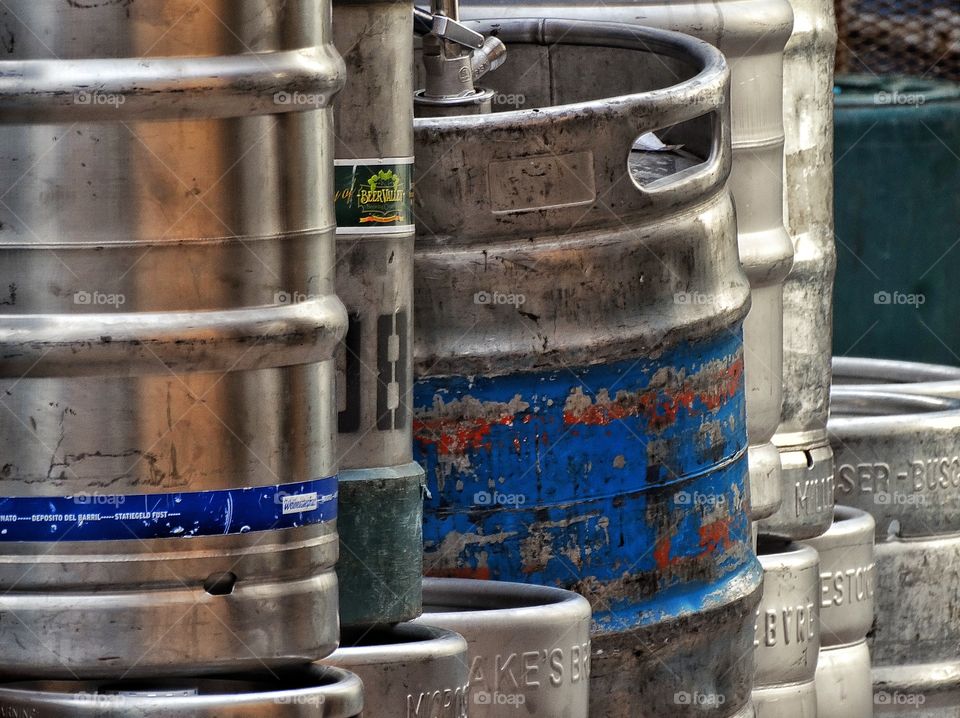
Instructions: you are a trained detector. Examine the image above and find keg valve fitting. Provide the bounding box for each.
[414,1,505,116]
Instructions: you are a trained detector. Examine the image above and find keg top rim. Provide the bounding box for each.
[420,577,592,619]
[325,623,468,665]
[829,387,960,419]
[413,18,728,129]
[0,666,363,710]
[802,505,875,549]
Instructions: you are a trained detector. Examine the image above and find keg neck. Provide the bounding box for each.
[413,1,505,115]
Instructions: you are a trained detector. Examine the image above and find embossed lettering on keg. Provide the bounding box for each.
[332,0,425,628]
[0,666,364,717]
[415,579,592,718]
[759,0,838,540]
[752,540,820,717]
[0,0,347,676]
[456,0,795,523]
[804,506,875,718]
[320,623,469,718]
[829,388,960,538]
[412,18,761,718]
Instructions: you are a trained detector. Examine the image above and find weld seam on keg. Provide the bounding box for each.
[0,476,337,542]
[730,134,786,150]
[0,48,346,121]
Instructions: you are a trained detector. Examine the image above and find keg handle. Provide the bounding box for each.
[612,97,729,203]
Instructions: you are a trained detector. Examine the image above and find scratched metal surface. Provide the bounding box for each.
[412,20,761,717]
[457,0,795,528]
[0,0,346,678]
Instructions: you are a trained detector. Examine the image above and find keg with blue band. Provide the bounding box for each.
[411,18,761,717]
[0,477,337,542]
[415,332,754,632]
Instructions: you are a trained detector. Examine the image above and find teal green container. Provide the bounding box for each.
[833,75,960,363]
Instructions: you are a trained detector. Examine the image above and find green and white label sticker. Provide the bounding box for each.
[334,158,414,234]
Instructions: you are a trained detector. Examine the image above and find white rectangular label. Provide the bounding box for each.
[282,492,319,515]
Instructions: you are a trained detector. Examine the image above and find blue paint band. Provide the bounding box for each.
[0,476,337,542]
[414,331,755,632]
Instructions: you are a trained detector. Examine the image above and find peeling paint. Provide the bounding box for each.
[416,333,756,632]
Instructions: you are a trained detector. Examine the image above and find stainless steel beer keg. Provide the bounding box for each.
[416,578,592,718]
[831,386,960,715]
[412,18,762,718]
[759,0,838,540]
[804,506,875,718]
[752,540,821,717]
[456,0,796,523]
[332,0,425,628]
[321,623,470,718]
[0,0,346,676]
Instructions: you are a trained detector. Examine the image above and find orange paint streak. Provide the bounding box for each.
[653,535,672,570]
[699,517,732,554]
[413,415,514,456]
[560,355,745,432]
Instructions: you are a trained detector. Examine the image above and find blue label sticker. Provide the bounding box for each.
[0,476,337,542]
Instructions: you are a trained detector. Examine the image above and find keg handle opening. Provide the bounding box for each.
[623,108,728,200]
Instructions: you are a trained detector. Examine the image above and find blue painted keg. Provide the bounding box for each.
[412,19,762,718]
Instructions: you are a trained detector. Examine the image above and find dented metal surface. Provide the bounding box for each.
[761,0,838,540]
[457,0,795,524]
[332,0,425,628]
[0,1,346,677]
[412,19,761,717]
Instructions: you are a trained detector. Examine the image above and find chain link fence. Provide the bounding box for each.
[836,0,960,80]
